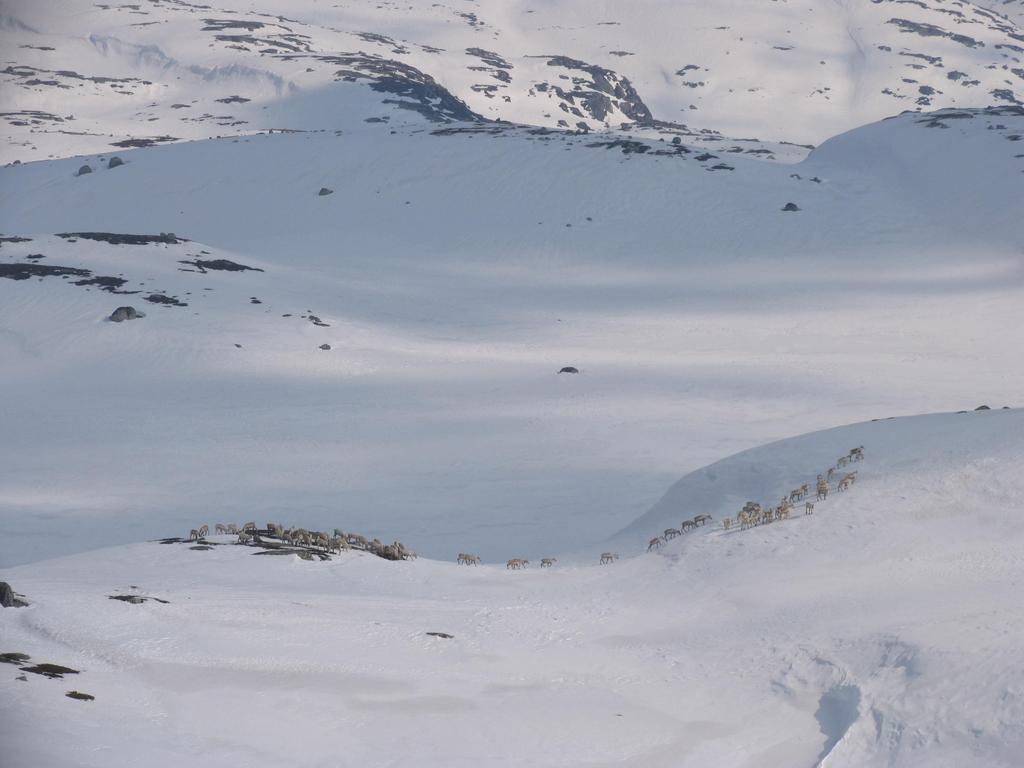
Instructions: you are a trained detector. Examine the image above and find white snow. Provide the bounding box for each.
[1,104,1021,567]
[3,0,1024,162]
[2,409,1022,767]
[1,1,1023,765]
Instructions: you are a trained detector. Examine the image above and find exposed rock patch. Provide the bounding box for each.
[109,306,144,322]
[57,232,183,245]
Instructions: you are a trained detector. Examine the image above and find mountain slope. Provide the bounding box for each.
[1,409,1022,767]
[1,105,1021,567]
[3,0,1024,162]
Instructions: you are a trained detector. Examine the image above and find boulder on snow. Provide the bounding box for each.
[108,156,124,169]
[0,582,27,608]
[318,187,334,196]
[975,405,991,411]
[76,165,92,176]
[558,366,579,374]
[319,343,331,350]
[782,202,800,212]
[109,306,144,322]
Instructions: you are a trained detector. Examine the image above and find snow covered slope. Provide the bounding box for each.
[978,0,1024,25]
[1,103,1022,568]
[1,409,1022,768]
[3,0,1024,162]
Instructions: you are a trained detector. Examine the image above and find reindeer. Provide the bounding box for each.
[681,520,697,533]
[723,516,732,531]
[837,455,850,468]
[242,521,257,533]
[198,524,209,538]
[694,514,712,526]
[664,528,681,540]
[540,558,557,568]
[851,446,864,462]
[817,480,829,501]
[738,510,752,530]
[600,552,619,565]
[506,558,528,569]
[805,501,815,515]
[459,553,481,565]
[827,467,836,481]
[215,523,227,535]
[648,536,664,551]
[226,523,238,534]
[348,533,368,549]
[237,532,251,545]
[333,528,346,540]
[188,528,200,541]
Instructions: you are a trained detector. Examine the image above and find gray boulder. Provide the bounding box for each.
[559,366,579,374]
[319,343,331,350]
[0,582,27,608]
[76,165,92,176]
[108,156,124,169]
[109,306,144,322]
[782,202,800,212]
[318,187,334,196]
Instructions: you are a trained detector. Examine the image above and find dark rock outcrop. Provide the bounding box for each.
[107,156,124,169]
[1,582,28,607]
[109,306,142,322]
[559,366,579,374]
[57,232,183,245]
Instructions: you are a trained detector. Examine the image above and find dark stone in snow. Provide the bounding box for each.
[425,632,454,639]
[1,582,28,607]
[109,306,143,322]
[107,156,124,169]
[559,366,579,374]
[179,258,263,273]
[319,343,331,350]
[782,202,800,212]
[76,165,92,176]
[318,187,334,196]
[975,405,990,410]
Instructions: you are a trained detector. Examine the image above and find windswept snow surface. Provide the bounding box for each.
[1,410,1023,767]
[2,3,1024,763]
[1,104,1022,567]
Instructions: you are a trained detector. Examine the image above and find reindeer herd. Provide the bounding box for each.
[186,521,416,561]
[720,446,863,533]
[647,513,713,552]
[186,446,865,571]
